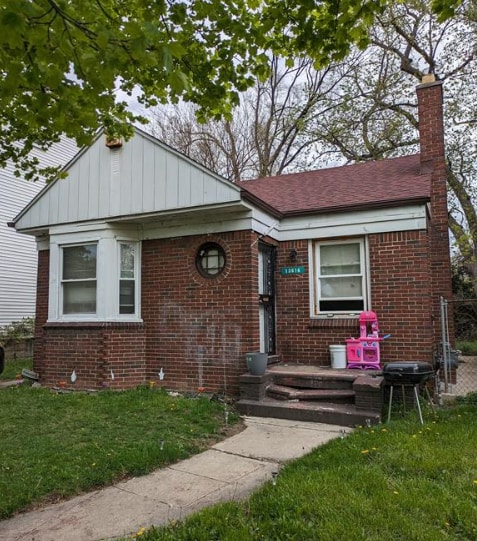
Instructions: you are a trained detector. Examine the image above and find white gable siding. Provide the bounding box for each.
[15,130,242,232]
[0,140,77,327]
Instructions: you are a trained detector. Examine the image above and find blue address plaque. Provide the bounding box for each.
[280,266,306,275]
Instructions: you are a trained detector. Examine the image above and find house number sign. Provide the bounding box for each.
[280,266,305,275]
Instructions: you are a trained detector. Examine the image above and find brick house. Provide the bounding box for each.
[13,77,452,395]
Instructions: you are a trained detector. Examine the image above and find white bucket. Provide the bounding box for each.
[329,345,347,369]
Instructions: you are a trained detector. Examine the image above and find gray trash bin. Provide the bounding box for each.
[245,352,268,375]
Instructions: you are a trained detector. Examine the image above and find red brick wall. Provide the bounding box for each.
[368,230,433,362]
[142,231,259,395]
[34,250,146,389]
[275,231,434,365]
[33,211,447,391]
[33,232,260,393]
[33,250,50,375]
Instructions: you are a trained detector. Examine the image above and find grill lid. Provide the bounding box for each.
[383,362,434,384]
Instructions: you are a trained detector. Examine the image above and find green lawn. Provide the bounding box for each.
[0,383,239,519]
[0,357,32,381]
[131,405,477,541]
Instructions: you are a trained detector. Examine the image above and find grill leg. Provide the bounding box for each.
[387,385,394,423]
[414,384,424,425]
[424,384,436,414]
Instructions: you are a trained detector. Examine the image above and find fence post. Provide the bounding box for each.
[440,296,450,393]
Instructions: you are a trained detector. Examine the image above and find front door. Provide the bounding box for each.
[258,243,276,354]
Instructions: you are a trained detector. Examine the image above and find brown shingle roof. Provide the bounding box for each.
[237,154,431,216]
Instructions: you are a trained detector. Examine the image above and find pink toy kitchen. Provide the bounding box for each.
[346,311,389,370]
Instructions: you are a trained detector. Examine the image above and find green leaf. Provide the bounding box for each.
[168,70,189,93]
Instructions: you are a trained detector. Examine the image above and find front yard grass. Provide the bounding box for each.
[0,384,239,520]
[0,357,33,381]
[133,405,477,541]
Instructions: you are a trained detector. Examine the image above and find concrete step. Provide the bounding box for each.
[267,383,355,402]
[236,397,381,427]
[268,365,361,390]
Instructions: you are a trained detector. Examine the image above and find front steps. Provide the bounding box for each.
[267,384,355,402]
[237,397,381,427]
[236,364,384,427]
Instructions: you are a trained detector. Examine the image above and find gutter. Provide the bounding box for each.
[279,197,431,218]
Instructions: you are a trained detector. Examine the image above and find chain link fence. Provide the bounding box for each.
[440,298,477,397]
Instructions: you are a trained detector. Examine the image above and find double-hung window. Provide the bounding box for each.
[119,242,136,314]
[62,244,97,315]
[53,234,140,321]
[313,239,368,315]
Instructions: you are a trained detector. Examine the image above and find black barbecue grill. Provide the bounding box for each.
[383,361,435,424]
[383,362,434,384]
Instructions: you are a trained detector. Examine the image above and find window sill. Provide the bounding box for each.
[308,317,360,329]
[45,319,144,329]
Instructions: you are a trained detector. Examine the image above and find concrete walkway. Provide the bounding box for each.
[0,417,349,541]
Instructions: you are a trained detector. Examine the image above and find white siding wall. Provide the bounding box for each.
[0,140,77,327]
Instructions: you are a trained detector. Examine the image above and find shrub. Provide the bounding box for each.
[0,317,35,347]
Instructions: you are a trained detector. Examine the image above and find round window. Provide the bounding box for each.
[196,243,226,278]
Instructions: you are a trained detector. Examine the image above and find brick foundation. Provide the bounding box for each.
[34,322,145,389]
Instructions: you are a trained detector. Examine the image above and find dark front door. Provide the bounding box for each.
[258,242,276,354]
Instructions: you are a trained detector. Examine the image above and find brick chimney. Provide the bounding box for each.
[416,75,454,347]
[417,74,445,169]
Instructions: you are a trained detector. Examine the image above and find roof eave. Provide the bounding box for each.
[240,189,283,219]
[279,197,431,218]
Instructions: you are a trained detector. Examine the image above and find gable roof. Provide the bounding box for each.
[237,154,431,217]
[14,127,243,232]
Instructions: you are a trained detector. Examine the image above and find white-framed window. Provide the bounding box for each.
[61,244,97,315]
[312,238,368,315]
[50,230,141,322]
[119,242,137,315]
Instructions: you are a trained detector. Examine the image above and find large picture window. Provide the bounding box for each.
[313,239,368,314]
[62,244,97,314]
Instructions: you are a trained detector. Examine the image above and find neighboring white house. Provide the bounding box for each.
[0,139,77,328]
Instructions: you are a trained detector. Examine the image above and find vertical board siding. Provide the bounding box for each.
[78,150,91,220]
[131,138,144,214]
[153,146,167,212]
[98,143,111,219]
[142,141,155,213]
[119,145,132,215]
[88,149,100,219]
[15,130,241,231]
